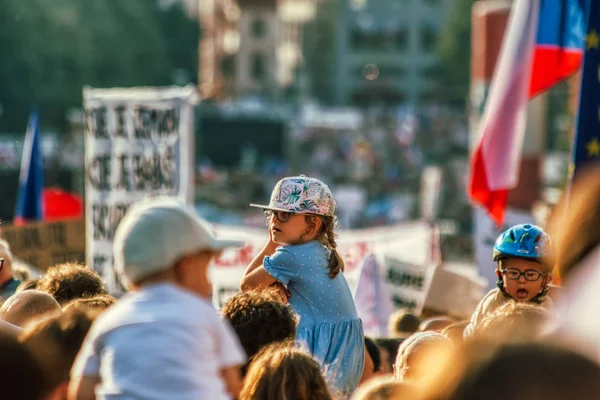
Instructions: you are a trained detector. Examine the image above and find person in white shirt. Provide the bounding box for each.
[68,197,246,400]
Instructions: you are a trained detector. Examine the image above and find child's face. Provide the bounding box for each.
[267,211,316,246]
[499,258,550,302]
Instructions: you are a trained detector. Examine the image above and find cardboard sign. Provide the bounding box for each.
[1,219,85,271]
[83,86,197,293]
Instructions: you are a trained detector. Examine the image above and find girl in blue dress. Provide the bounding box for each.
[241,175,365,397]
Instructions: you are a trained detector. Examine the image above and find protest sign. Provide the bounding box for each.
[209,221,434,308]
[1,219,85,271]
[83,86,197,292]
[353,254,395,337]
[380,256,437,315]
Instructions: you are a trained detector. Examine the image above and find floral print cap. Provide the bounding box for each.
[250,175,336,216]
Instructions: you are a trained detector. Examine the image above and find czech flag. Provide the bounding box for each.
[468,0,590,228]
[14,111,44,225]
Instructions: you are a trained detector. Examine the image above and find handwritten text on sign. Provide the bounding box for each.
[1,219,86,271]
[84,86,196,293]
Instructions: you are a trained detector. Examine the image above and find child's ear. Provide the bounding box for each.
[314,216,323,232]
[495,268,501,278]
[309,216,322,234]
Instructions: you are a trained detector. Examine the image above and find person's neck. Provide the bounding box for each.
[131,270,179,290]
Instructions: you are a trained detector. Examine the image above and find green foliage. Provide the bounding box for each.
[304,0,338,105]
[0,0,199,132]
[434,0,477,105]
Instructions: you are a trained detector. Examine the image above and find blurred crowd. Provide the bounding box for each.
[1,166,600,399]
[195,105,470,230]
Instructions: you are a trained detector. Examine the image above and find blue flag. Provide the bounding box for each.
[15,111,44,223]
[571,0,600,176]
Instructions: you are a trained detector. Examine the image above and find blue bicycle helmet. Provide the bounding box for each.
[493,224,554,267]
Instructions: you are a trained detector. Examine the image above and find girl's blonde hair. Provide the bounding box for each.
[240,342,332,400]
[305,215,345,278]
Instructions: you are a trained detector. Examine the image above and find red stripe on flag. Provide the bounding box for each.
[529,47,584,97]
[468,144,509,228]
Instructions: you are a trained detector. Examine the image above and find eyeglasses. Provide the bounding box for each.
[264,210,295,223]
[501,268,545,282]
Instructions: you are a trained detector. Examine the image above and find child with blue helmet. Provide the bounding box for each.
[464,224,554,337]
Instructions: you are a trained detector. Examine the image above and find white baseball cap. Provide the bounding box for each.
[114,197,244,285]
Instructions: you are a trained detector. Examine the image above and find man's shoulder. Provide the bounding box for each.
[96,286,218,330]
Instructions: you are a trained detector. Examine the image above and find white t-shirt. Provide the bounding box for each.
[71,283,246,400]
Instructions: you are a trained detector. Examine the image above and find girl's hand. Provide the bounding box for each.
[265,230,279,254]
[269,282,291,304]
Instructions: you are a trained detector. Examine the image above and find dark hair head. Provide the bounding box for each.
[221,289,297,375]
[0,333,45,400]
[20,307,99,395]
[425,341,600,400]
[365,336,381,373]
[36,263,107,305]
[389,309,421,337]
[374,337,404,372]
[240,342,332,400]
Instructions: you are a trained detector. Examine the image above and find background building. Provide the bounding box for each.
[235,0,279,97]
[305,0,456,106]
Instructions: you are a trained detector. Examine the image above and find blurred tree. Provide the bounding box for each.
[0,0,199,132]
[434,0,477,106]
[303,0,338,105]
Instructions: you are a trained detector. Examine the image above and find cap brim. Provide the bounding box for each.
[249,204,293,213]
[249,203,334,217]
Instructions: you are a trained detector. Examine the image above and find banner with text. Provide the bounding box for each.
[84,86,197,293]
[1,219,85,271]
[209,221,434,308]
[379,255,437,315]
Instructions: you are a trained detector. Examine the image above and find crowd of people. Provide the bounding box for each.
[195,105,470,231]
[1,169,600,399]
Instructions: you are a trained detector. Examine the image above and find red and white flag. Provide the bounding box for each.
[468,0,540,227]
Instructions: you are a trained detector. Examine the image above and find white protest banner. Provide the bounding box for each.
[209,221,433,308]
[380,256,437,315]
[83,86,197,293]
[353,254,395,337]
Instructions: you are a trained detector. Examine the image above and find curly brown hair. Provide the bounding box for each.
[63,294,116,312]
[240,342,332,400]
[36,263,107,305]
[221,289,297,375]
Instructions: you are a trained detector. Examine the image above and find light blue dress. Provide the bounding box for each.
[264,241,364,396]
